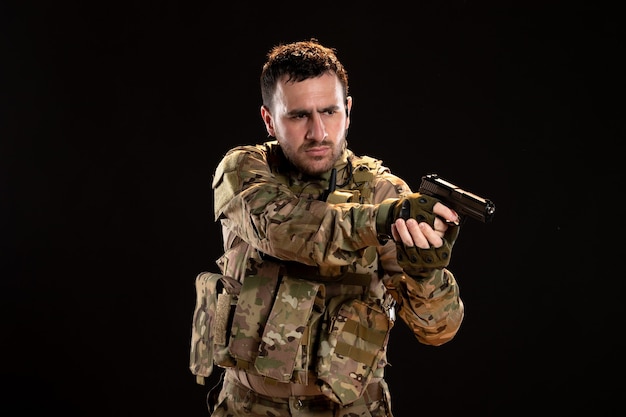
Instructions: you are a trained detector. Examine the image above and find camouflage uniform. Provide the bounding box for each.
[202,140,464,416]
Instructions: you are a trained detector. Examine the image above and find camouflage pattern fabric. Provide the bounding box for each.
[255,277,325,382]
[212,142,383,269]
[209,371,393,417]
[190,272,242,384]
[229,273,280,363]
[189,272,224,385]
[212,140,464,347]
[317,298,393,405]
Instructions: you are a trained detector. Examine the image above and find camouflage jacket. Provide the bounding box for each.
[211,140,464,385]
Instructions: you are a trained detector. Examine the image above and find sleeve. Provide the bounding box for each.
[373,171,465,346]
[212,146,381,267]
[384,269,465,346]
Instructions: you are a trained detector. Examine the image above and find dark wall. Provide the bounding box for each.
[2,1,622,416]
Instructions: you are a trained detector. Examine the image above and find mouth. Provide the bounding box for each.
[305,146,330,158]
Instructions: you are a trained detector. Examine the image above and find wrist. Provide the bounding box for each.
[405,268,436,281]
[376,198,398,241]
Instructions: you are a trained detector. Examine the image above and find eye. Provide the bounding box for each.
[289,112,308,120]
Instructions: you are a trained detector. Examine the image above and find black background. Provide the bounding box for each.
[2,1,623,416]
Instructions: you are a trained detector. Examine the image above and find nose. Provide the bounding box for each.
[305,113,328,142]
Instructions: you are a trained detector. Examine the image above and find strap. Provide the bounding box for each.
[278,260,371,287]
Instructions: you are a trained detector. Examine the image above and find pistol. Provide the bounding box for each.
[418,174,496,224]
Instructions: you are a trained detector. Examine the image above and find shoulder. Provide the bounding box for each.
[347,151,393,183]
[375,171,412,199]
[217,142,271,172]
[222,143,268,162]
[345,150,412,201]
[352,152,413,199]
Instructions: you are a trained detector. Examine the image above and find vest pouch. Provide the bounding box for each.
[317,298,394,405]
[228,273,280,364]
[190,272,232,385]
[254,277,325,382]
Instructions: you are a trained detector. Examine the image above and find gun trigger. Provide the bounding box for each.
[437,214,460,227]
[446,216,461,226]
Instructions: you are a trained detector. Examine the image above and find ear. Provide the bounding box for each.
[345,96,353,127]
[260,105,276,137]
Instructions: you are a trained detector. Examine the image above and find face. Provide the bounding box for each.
[261,72,352,176]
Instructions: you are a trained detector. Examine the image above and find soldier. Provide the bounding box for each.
[191,38,464,417]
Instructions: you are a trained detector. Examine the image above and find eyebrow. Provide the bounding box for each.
[287,104,341,116]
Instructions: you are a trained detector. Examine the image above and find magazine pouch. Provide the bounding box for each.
[317,298,393,405]
[228,271,280,364]
[189,272,235,385]
[254,277,325,382]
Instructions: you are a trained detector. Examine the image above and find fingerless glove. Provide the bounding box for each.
[395,224,459,278]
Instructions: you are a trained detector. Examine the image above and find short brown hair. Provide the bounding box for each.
[260,38,349,110]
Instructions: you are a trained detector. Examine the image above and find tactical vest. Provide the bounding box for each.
[190,143,395,405]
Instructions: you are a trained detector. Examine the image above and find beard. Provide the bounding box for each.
[280,134,346,177]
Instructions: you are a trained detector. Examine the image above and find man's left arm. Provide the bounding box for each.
[374,172,465,346]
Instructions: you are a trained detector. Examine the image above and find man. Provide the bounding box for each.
[195,38,464,416]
